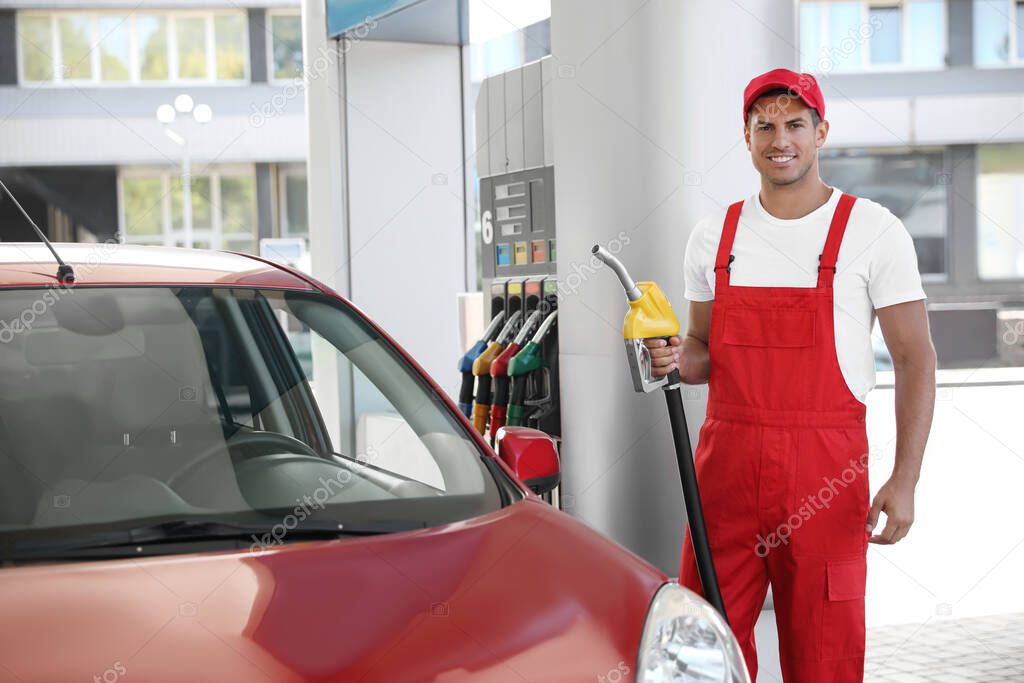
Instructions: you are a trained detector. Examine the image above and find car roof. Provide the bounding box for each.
[0,243,317,290]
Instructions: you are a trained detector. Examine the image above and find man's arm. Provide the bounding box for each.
[646,300,713,383]
[867,299,937,544]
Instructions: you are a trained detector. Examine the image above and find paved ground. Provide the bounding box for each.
[753,611,1024,682]
[725,369,1024,682]
[864,612,1024,683]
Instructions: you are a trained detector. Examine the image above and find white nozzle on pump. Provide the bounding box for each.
[481,310,506,342]
[530,310,557,344]
[495,311,523,345]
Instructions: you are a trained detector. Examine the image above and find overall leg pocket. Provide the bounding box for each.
[820,555,867,660]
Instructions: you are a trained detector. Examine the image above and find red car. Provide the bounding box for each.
[0,243,747,683]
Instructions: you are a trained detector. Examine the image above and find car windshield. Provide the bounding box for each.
[0,286,507,556]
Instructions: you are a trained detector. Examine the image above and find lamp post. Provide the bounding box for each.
[156,94,212,248]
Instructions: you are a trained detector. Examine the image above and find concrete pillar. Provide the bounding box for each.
[0,10,16,86]
[255,162,274,240]
[302,0,352,448]
[248,8,269,84]
[302,4,469,445]
[551,0,796,574]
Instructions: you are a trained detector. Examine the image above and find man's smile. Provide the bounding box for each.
[767,152,797,166]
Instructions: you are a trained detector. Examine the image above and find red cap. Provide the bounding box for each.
[743,68,824,125]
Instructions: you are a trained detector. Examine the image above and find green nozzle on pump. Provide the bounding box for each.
[506,309,557,427]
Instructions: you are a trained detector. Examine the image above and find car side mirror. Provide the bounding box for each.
[494,427,560,495]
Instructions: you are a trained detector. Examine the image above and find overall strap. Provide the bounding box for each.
[714,200,744,289]
[816,193,858,289]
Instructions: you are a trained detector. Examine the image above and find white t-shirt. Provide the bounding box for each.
[683,186,926,404]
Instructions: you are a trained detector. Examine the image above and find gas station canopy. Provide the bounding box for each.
[326,0,468,44]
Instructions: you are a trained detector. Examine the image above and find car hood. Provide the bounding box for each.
[0,499,666,682]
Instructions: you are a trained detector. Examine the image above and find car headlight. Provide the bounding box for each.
[636,582,750,683]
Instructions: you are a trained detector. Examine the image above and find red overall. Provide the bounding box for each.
[680,193,870,682]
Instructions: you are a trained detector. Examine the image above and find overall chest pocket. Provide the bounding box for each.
[722,307,817,348]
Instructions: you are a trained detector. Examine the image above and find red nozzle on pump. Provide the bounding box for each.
[470,311,522,435]
[488,310,543,441]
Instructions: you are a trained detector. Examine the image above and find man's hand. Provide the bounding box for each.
[866,475,916,544]
[644,336,682,377]
[868,299,934,546]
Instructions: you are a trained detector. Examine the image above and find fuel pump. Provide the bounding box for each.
[471,311,522,435]
[591,245,728,622]
[474,91,560,491]
[488,309,543,443]
[456,311,506,418]
[506,309,557,428]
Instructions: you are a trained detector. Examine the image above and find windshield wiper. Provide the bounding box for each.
[1,517,427,561]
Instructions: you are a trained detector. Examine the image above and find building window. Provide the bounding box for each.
[19,14,53,81]
[799,1,945,73]
[16,10,249,85]
[98,14,131,81]
[175,16,208,79]
[820,148,948,278]
[973,0,1024,65]
[119,166,257,253]
[277,164,308,240]
[269,11,303,80]
[137,14,170,81]
[215,14,248,80]
[977,145,1024,280]
[870,5,902,64]
[58,15,93,81]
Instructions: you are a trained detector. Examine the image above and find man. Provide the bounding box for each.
[647,68,936,682]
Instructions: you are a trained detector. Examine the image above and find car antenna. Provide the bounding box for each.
[0,178,75,283]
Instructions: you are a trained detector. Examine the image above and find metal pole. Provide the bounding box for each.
[182,137,192,248]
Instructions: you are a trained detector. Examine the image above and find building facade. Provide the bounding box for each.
[0,0,307,254]
[802,0,1024,368]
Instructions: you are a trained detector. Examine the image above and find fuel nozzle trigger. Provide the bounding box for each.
[626,337,669,393]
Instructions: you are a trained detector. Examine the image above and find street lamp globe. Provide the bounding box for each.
[156,104,176,124]
[174,94,194,114]
[193,104,213,124]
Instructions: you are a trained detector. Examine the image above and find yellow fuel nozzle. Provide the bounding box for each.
[592,245,680,393]
[591,245,729,622]
[623,281,679,340]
